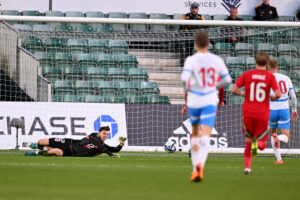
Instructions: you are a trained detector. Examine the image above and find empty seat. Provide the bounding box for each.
[116,54,138,68]
[73,24,94,33]
[95,81,119,95]
[22,10,40,16]
[88,39,108,54]
[55,24,73,32]
[290,58,300,68]
[149,13,167,31]
[202,14,211,20]
[172,13,184,30]
[67,39,87,53]
[246,57,256,68]
[84,95,107,103]
[34,52,54,66]
[54,80,74,95]
[45,10,64,17]
[12,24,32,31]
[235,43,254,58]
[97,54,117,68]
[225,57,246,68]
[85,11,104,18]
[21,38,43,53]
[247,29,265,44]
[128,68,148,82]
[64,66,86,83]
[33,24,52,32]
[278,16,295,21]
[128,13,148,32]
[108,40,128,55]
[228,95,243,104]
[108,12,127,32]
[214,42,233,55]
[278,44,298,57]
[150,95,170,104]
[87,67,108,81]
[43,66,63,83]
[229,68,243,80]
[140,82,159,94]
[75,53,97,66]
[267,30,289,44]
[118,81,139,95]
[1,10,20,15]
[108,68,128,81]
[258,43,277,56]
[55,53,73,66]
[95,25,114,33]
[213,14,227,20]
[238,15,253,21]
[63,94,83,102]
[65,11,84,17]
[51,95,64,102]
[75,81,94,95]
[44,38,65,52]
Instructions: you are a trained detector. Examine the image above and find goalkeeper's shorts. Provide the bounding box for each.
[49,138,73,156]
[188,105,217,127]
[242,116,269,141]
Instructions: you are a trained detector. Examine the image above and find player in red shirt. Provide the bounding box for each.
[231,52,281,175]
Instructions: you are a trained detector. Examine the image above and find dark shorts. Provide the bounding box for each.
[242,116,269,141]
[49,138,73,156]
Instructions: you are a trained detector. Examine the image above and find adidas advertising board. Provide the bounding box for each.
[0,102,127,149]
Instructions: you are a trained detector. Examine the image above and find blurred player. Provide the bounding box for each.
[181,31,231,182]
[267,60,298,164]
[231,52,281,175]
[23,126,126,158]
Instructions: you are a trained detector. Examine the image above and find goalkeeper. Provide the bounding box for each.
[23,126,126,158]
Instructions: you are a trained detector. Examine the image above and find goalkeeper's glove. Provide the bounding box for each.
[110,153,120,158]
[119,137,127,147]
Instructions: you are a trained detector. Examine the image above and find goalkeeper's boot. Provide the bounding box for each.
[244,168,251,175]
[274,160,283,165]
[251,139,258,156]
[190,163,203,182]
[25,151,38,156]
[272,133,280,149]
[22,142,39,149]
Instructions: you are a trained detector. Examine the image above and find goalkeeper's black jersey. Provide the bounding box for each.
[71,133,122,157]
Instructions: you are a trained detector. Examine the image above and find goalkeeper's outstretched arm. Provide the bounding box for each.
[104,137,127,153]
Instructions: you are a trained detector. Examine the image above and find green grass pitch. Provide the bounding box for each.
[0,151,300,200]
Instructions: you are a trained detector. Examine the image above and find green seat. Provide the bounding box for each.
[229,95,244,104]
[128,68,148,82]
[202,14,211,20]
[74,24,94,33]
[229,68,243,80]
[21,37,43,53]
[294,86,300,93]
[118,81,139,95]
[122,93,137,104]
[246,57,256,68]
[95,25,114,33]
[88,39,108,54]
[85,11,104,18]
[129,13,148,32]
[64,66,86,83]
[267,30,289,45]
[32,24,52,32]
[63,94,83,102]
[100,93,124,103]
[108,68,128,81]
[97,54,117,68]
[75,81,94,95]
[34,52,54,66]
[290,58,300,68]
[75,53,97,67]
[289,72,300,82]
[289,29,300,44]
[214,42,233,55]
[44,38,64,52]
[45,11,64,17]
[54,80,74,95]
[172,13,184,30]
[108,40,128,55]
[247,29,265,44]
[1,10,20,15]
[22,10,40,16]
[67,39,87,53]
[225,57,246,69]
[235,43,254,58]
[116,54,138,68]
[258,43,277,56]
[278,44,298,57]
[12,24,32,31]
[150,95,170,104]
[95,81,119,95]
[87,67,108,81]
[213,14,228,20]
[65,11,84,17]
[43,66,63,83]
[278,16,294,21]
[84,95,108,103]
[108,12,127,32]
[55,24,73,32]
[238,15,253,21]
[140,82,159,94]
[51,95,64,102]
[55,53,73,66]
[149,13,167,31]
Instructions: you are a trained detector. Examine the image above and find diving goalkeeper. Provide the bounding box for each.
[23,126,126,158]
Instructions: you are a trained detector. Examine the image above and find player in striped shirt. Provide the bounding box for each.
[267,60,298,164]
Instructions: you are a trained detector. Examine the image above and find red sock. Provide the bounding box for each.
[258,140,266,150]
[244,141,252,169]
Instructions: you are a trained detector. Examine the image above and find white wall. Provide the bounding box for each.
[0,0,299,16]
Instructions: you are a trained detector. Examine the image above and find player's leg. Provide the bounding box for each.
[22,138,50,150]
[244,136,252,175]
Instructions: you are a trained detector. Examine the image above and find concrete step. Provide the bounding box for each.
[170,99,185,105]
[141,65,183,73]
[159,86,183,95]
[148,72,181,82]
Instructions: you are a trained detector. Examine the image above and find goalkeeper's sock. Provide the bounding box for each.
[190,137,201,171]
[278,135,288,144]
[271,135,282,161]
[244,141,252,169]
[199,135,210,167]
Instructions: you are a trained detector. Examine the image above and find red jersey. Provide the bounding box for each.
[235,69,279,119]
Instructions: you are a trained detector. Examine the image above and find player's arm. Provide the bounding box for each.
[216,59,232,88]
[231,74,245,96]
[181,92,188,114]
[218,86,225,107]
[289,89,298,120]
[103,137,127,153]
